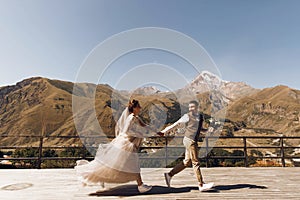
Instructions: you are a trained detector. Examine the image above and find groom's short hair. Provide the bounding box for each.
[189,100,199,107]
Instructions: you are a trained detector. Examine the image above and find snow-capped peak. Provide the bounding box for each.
[189,70,223,91]
[183,71,258,101]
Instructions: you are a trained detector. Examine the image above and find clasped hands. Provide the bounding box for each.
[156,132,164,137]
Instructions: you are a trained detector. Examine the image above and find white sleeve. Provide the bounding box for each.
[125,115,155,138]
[161,114,189,134]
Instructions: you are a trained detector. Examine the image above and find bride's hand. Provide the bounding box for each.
[157,132,164,137]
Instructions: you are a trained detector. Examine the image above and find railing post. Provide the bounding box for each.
[280,137,286,167]
[37,136,43,169]
[205,137,209,168]
[165,137,168,167]
[82,145,86,160]
[243,137,248,167]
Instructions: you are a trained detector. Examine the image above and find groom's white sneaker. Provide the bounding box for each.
[199,182,214,192]
[138,184,152,193]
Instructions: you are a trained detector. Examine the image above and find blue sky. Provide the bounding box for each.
[0,0,300,90]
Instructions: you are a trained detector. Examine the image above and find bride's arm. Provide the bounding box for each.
[124,115,145,138]
[135,115,147,127]
[136,116,161,136]
[126,115,156,137]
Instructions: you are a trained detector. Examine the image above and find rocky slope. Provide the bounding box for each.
[0,75,299,147]
[225,85,300,136]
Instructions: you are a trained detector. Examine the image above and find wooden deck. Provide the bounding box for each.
[0,167,299,200]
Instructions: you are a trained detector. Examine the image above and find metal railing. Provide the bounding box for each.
[1,135,300,168]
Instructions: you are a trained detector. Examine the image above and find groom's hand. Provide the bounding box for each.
[157,132,164,137]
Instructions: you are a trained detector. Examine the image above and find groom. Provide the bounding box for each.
[158,100,214,192]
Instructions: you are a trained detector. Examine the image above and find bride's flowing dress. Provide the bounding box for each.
[75,108,148,185]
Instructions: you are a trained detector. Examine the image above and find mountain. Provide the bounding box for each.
[0,77,182,146]
[225,85,300,136]
[0,77,118,146]
[173,71,260,117]
[119,86,161,96]
[185,71,259,102]
[0,75,299,148]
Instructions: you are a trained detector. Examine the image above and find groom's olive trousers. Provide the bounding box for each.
[169,136,203,184]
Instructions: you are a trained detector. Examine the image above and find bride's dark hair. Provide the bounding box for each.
[128,99,141,113]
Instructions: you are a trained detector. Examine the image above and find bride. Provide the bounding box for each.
[75,99,154,193]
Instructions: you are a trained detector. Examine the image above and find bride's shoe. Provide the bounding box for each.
[138,183,152,193]
[96,182,106,193]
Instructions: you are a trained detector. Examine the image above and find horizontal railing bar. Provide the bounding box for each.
[139,157,179,160]
[1,135,300,139]
[1,145,299,149]
[207,146,300,149]
[207,156,245,159]
[0,135,114,138]
[2,156,299,161]
[0,157,39,160]
[0,157,93,161]
[41,157,94,160]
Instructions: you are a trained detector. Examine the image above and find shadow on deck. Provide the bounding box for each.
[90,183,267,197]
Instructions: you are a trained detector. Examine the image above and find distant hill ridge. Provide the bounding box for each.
[0,75,299,147]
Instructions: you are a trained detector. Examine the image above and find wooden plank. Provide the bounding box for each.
[0,167,299,199]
